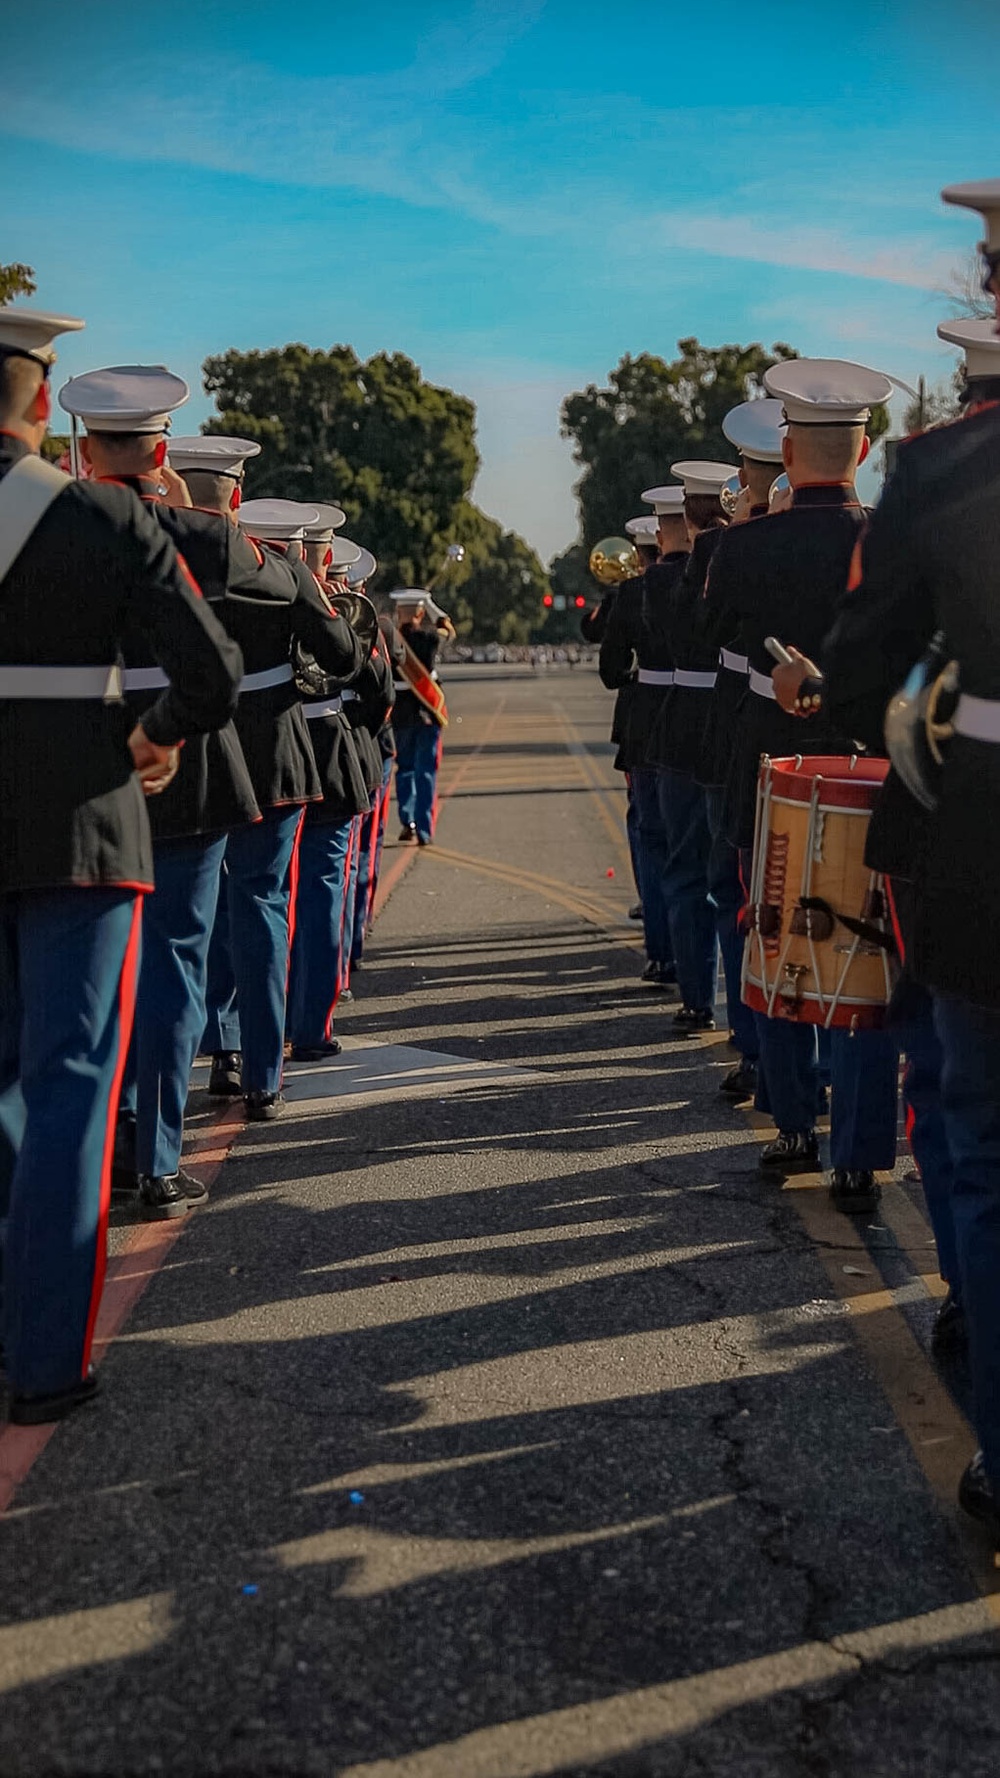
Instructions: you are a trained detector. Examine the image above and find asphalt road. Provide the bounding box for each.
[3,664,1000,1777]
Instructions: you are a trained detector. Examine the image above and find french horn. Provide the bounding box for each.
[327,588,380,655]
[720,474,744,517]
[589,537,641,587]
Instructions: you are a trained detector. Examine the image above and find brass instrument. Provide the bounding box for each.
[768,472,791,509]
[720,474,744,517]
[327,588,380,655]
[589,537,641,587]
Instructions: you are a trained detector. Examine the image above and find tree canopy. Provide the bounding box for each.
[559,339,890,550]
[0,262,36,304]
[202,343,549,636]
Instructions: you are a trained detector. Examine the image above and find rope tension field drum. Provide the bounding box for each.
[742,755,896,1030]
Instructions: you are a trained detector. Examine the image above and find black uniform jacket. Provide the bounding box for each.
[823,404,1000,1009]
[0,436,240,894]
[343,645,395,796]
[645,531,724,777]
[116,489,301,841]
[696,504,768,789]
[394,624,442,729]
[377,626,405,761]
[599,558,686,770]
[224,550,364,810]
[708,484,867,848]
[580,598,613,645]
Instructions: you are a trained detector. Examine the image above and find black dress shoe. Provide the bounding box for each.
[10,1370,100,1426]
[138,1173,190,1221]
[931,1290,968,1356]
[207,1051,243,1097]
[339,988,354,1003]
[959,1451,1000,1542]
[758,1130,820,1175]
[627,903,643,921]
[245,1091,285,1122]
[720,1060,757,1101]
[398,824,417,844]
[417,835,433,848]
[830,1169,881,1215]
[672,1007,717,1033]
[290,1039,343,1062]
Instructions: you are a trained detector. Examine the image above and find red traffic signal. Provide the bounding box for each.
[542,593,554,607]
[574,595,586,608]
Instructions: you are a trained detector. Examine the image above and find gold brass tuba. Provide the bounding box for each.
[589,537,641,587]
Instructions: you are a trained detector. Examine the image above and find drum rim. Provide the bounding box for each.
[762,753,889,809]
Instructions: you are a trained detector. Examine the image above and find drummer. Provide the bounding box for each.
[707,358,901,1214]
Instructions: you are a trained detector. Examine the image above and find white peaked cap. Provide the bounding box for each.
[937,317,1000,378]
[301,501,347,540]
[625,515,660,543]
[942,180,1000,254]
[722,398,785,464]
[640,484,685,514]
[669,460,738,496]
[58,364,189,432]
[346,546,377,586]
[391,588,427,603]
[238,498,320,541]
[328,534,363,569]
[763,358,893,425]
[168,435,261,474]
[0,306,85,366]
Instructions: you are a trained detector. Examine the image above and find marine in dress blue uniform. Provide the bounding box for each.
[58,379,302,1220]
[338,549,396,970]
[694,400,788,1099]
[600,488,688,989]
[286,518,372,1059]
[391,591,449,846]
[814,181,1000,1531]
[201,499,364,1118]
[643,464,736,1029]
[708,357,900,1215]
[0,307,240,1422]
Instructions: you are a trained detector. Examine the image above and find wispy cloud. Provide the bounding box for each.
[654,212,954,291]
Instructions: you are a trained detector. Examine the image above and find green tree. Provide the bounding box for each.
[560,341,802,545]
[0,261,36,304]
[202,344,480,588]
[560,340,893,551]
[442,502,550,645]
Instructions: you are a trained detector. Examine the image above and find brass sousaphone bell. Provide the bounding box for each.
[588,537,642,587]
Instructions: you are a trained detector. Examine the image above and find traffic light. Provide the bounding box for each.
[542,593,554,608]
[574,595,586,608]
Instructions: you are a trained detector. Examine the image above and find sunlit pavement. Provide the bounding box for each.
[3,665,1000,1777]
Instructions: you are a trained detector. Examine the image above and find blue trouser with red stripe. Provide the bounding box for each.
[395,722,440,841]
[352,758,393,964]
[0,887,141,1399]
[201,806,305,1093]
[287,817,356,1048]
[120,833,228,1178]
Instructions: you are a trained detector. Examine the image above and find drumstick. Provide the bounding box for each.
[765,636,795,666]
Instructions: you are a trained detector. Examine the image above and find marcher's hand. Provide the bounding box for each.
[772,645,821,714]
[128,722,180,795]
[159,466,193,508]
[730,486,753,523]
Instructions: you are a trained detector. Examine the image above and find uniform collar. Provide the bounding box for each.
[791,482,860,509]
[0,430,32,466]
[749,502,769,518]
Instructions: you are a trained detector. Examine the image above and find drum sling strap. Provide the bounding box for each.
[0,455,69,585]
[795,896,897,956]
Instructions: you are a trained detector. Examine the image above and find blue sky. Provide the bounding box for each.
[1,0,995,560]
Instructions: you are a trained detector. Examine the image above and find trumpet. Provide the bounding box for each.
[589,537,641,587]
